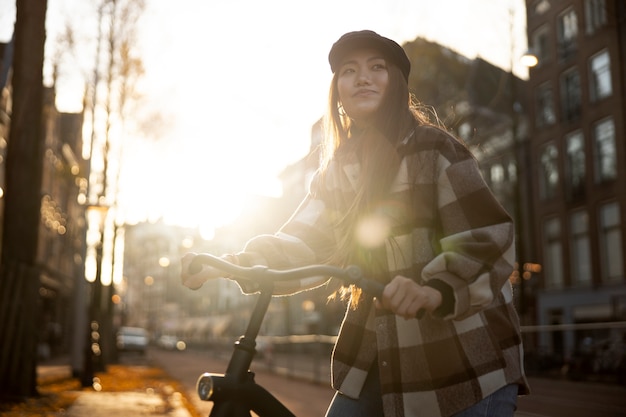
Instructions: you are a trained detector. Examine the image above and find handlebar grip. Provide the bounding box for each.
[358,279,384,298]
[188,256,205,274]
[359,279,425,319]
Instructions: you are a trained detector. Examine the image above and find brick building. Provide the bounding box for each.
[524,0,626,361]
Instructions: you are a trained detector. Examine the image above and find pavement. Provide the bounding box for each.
[36,348,626,417]
[36,358,193,417]
[65,391,191,417]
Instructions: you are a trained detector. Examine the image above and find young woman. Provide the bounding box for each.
[182,30,530,417]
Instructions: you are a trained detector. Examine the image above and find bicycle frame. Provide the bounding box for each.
[197,281,294,416]
[190,254,382,417]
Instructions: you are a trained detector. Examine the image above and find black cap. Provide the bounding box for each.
[328,30,411,81]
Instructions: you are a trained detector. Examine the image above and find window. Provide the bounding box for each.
[539,144,559,199]
[560,69,581,122]
[544,217,564,289]
[531,25,551,66]
[570,210,592,285]
[585,0,607,34]
[599,202,624,282]
[490,164,505,184]
[532,0,551,15]
[536,82,556,128]
[508,161,517,183]
[558,8,578,60]
[593,118,617,182]
[565,130,585,200]
[590,50,612,101]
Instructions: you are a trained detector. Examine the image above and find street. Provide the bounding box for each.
[143,348,626,417]
[516,375,626,417]
[147,347,334,417]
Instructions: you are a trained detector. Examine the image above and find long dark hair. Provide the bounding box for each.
[320,63,440,306]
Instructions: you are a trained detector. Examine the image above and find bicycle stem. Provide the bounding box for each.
[225,282,274,378]
[202,281,296,417]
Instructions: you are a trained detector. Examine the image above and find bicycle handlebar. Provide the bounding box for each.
[190,253,388,417]
[188,253,386,297]
[190,253,425,416]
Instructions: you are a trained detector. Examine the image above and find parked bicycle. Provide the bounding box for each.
[188,253,391,417]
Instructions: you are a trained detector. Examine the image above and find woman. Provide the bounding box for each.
[182,30,530,417]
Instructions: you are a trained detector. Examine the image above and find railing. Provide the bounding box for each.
[206,334,336,385]
[201,321,626,385]
[260,334,336,384]
[521,321,626,332]
[520,321,626,384]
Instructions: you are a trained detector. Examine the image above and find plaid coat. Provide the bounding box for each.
[236,125,530,416]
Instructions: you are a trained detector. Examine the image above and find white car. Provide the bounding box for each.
[116,326,149,354]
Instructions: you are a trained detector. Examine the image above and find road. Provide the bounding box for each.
[516,375,626,417]
[146,348,626,417]
[149,347,334,417]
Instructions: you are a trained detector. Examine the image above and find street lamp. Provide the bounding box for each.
[520,50,539,68]
[81,203,109,388]
[510,51,537,325]
[144,275,155,334]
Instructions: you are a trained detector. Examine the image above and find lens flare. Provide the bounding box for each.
[355,214,390,248]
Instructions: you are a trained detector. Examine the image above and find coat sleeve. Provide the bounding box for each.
[421,134,516,320]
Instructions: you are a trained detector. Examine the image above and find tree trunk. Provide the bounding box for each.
[0,0,48,399]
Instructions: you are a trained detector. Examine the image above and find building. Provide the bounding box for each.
[525,0,626,361]
[1,37,88,360]
[37,87,88,359]
[121,221,204,338]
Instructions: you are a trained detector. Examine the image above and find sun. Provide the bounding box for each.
[115,121,289,238]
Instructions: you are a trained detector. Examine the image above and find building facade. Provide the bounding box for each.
[1,40,88,360]
[525,0,626,361]
[37,87,88,359]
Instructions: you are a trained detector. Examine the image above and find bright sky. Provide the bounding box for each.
[0,0,528,238]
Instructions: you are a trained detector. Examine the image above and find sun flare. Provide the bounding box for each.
[11,0,530,234]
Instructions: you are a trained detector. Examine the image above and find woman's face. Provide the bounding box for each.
[336,48,389,124]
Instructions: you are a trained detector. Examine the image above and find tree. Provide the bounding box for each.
[0,0,49,398]
[82,0,146,372]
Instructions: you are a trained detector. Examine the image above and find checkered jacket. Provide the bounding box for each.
[236,125,530,416]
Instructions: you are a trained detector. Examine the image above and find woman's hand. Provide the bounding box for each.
[376,275,442,319]
[180,252,227,290]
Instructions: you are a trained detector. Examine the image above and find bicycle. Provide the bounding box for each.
[187,253,389,417]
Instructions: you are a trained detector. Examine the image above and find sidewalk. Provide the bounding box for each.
[65,391,191,417]
[32,356,194,417]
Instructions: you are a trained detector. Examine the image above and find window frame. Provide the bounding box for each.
[569,209,592,286]
[531,24,551,66]
[593,117,617,183]
[557,7,579,60]
[589,49,612,102]
[539,142,560,200]
[565,130,586,201]
[598,201,624,283]
[535,81,556,128]
[585,0,607,35]
[560,68,582,122]
[543,217,564,289]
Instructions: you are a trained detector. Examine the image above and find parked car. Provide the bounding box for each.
[116,326,149,354]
